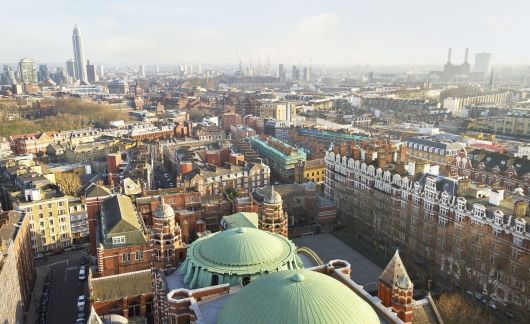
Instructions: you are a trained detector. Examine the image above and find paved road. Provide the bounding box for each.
[47,254,88,324]
[293,233,383,289]
[32,249,89,324]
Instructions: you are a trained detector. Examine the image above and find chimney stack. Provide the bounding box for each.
[464,48,469,63]
[447,48,452,64]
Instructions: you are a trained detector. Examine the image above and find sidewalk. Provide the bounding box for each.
[25,266,50,324]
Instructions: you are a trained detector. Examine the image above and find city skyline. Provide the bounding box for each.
[1,0,529,66]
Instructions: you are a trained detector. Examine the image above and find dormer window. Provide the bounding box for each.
[516,222,524,233]
[113,236,126,244]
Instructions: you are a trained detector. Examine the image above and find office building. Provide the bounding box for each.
[291,65,300,80]
[18,58,38,83]
[72,24,88,83]
[138,65,145,78]
[98,65,104,78]
[37,64,49,82]
[1,65,17,85]
[278,63,285,82]
[86,60,98,83]
[474,52,492,74]
[303,66,311,82]
[66,59,76,80]
[249,135,307,182]
[108,79,129,94]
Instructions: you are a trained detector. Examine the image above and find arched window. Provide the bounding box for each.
[211,274,219,285]
[128,301,141,317]
[242,276,251,286]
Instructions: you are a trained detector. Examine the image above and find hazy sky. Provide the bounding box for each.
[2,0,529,66]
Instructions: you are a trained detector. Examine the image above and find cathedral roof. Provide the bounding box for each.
[180,227,301,288]
[217,269,380,324]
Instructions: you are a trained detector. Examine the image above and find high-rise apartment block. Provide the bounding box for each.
[474,52,492,74]
[72,24,88,83]
[86,60,98,83]
[18,58,38,83]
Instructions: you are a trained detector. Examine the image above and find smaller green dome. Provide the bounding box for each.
[198,227,286,266]
[218,269,380,324]
[180,227,302,289]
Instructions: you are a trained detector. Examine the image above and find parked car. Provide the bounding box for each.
[78,267,86,281]
[76,319,85,324]
[77,309,86,319]
[52,248,65,255]
[77,295,86,309]
[34,253,44,259]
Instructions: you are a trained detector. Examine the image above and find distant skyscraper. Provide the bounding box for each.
[19,58,38,83]
[52,67,68,85]
[38,64,49,82]
[98,65,104,78]
[72,25,88,83]
[66,59,76,80]
[155,65,160,73]
[291,65,300,81]
[2,65,17,85]
[302,66,311,82]
[138,65,145,78]
[278,64,285,82]
[474,52,492,74]
[86,60,98,83]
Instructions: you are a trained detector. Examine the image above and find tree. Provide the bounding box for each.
[55,173,82,196]
[436,292,494,324]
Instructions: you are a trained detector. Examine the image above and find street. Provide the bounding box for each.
[31,249,89,324]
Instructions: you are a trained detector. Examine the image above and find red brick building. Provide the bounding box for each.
[90,269,153,319]
[82,183,112,256]
[95,195,152,277]
[378,251,416,323]
[10,132,61,155]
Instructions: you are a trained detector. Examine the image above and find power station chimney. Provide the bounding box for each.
[447,48,452,64]
[464,48,469,63]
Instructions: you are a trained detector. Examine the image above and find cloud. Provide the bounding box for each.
[297,13,338,34]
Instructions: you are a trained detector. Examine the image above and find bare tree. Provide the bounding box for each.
[55,172,82,196]
[436,292,494,324]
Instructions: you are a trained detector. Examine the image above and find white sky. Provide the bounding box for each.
[1,0,529,66]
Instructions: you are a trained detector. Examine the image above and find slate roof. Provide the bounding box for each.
[99,195,146,247]
[82,182,112,198]
[90,269,152,302]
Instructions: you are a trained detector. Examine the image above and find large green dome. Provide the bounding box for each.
[217,269,380,324]
[179,227,302,288]
[198,227,286,266]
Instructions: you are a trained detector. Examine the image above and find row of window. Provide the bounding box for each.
[122,251,144,263]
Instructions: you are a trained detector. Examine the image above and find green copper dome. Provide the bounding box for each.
[198,226,286,266]
[179,227,303,288]
[218,269,380,324]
